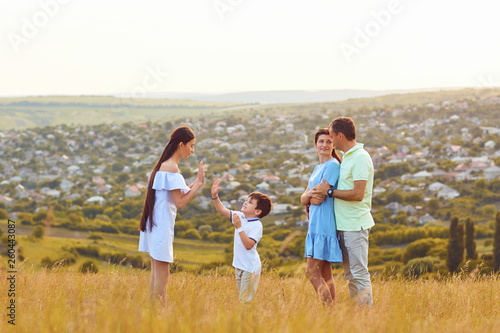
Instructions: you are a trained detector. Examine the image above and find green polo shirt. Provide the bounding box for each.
[334,143,375,231]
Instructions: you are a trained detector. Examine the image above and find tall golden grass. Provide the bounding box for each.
[1,264,499,333]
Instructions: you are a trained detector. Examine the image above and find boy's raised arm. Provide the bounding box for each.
[211,178,231,219]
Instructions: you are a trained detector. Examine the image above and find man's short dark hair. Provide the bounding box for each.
[329,117,356,141]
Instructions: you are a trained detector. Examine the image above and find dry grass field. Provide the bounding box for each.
[1,264,499,333]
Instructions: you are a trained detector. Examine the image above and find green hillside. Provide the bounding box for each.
[1,88,500,130]
[0,95,246,130]
[0,219,226,272]
[284,88,500,115]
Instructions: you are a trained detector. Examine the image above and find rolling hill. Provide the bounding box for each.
[0,87,499,130]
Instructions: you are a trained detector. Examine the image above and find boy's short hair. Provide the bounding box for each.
[248,192,272,218]
[329,117,356,141]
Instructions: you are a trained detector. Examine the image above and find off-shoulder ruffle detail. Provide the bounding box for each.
[304,233,342,263]
[152,171,190,194]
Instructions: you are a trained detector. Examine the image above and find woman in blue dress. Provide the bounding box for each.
[138,126,206,305]
[300,128,342,304]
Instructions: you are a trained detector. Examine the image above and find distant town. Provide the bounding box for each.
[1,96,499,225]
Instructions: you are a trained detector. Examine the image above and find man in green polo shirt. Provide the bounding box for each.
[312,117,374,306]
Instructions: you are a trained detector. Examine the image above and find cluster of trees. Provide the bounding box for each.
[368,212,500,278]
[447,212,500,273]
[392,213,500,278]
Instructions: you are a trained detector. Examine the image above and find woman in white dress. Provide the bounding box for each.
[138,126,206,305]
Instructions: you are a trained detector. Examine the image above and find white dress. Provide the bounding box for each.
[138,171,190,262]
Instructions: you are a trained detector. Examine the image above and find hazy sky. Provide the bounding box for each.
[1,0,499,96]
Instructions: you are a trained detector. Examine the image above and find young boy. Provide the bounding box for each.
[211,178,272,303]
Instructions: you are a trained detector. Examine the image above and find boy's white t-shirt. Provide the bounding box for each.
[230,210,263,274]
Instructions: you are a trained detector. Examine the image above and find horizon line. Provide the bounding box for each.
[1,86,493,99]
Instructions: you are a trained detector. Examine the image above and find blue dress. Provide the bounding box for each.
[304,158,342,263]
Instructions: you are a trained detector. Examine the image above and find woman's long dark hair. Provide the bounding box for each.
[139,126,195,232]
[315,128,341,163]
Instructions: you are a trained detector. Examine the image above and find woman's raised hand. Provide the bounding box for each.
[196,161,207,185]
[211,178,221,198]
